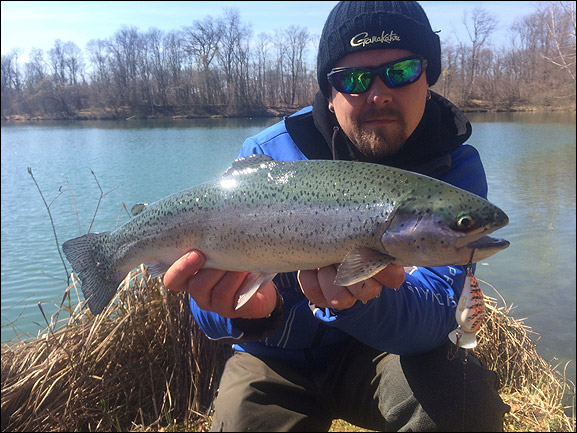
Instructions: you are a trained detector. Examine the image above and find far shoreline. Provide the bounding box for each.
[2,102,576,123]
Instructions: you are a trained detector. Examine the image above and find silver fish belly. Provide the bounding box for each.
[62,155,509,314]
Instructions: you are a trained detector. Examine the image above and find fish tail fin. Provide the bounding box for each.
[62,232,121,315]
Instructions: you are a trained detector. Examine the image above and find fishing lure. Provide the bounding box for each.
[448,263,486,353]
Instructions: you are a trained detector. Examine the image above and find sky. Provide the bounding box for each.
[1,1,543,63]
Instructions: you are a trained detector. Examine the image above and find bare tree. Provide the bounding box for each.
[462,8,498,101]
[48,40,67,84]
[62,41,85,86]
[1,49,23,116]
[24,48,47,89]
[539,0,576,81]
[182,16,223,72]
[2,1,575,118]
[107,26,143,106]
[284,26,310,106]
[163,30,187,104]
[253,32,272,104]
[217,8,252,107]
[182,16,224,105]
[86,38,111,87]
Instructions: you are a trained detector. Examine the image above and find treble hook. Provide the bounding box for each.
[447,327,462,360]
[447,328,471,364]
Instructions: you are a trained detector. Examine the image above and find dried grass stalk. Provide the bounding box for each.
[474,281,575,432]
[1,266,232,432]
[1,271,575,432]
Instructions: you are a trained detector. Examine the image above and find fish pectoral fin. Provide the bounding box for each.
[335,248,395,287]
[235,272,277,310]
[146,261,170,279]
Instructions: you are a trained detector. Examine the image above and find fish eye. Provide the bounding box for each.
[456,214,475,230]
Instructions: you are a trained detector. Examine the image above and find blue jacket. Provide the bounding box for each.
[190,94,488,369]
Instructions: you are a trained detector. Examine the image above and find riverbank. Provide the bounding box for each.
[1,267,575,432]
[1,104,298,122]
[2,100,575,122]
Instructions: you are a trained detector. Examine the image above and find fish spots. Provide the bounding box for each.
[114,159,506,276]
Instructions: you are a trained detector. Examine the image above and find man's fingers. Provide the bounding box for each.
[299,264,407,309]
[298,267,356,309]
[297,269,328,307]
[372,264,406,289]
[346,278,382,303]
[234,281,279,319]
[210,271,250,311]
[317,266,356,309]
[163,250,205,292]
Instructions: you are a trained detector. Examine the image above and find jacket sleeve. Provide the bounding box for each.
[189,288,284,344]
[310,265,465,355]
[309,144,489,355]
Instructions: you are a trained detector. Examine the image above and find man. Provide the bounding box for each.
[164,1,510,431]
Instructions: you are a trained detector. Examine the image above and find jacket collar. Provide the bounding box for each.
[311,90,472,178]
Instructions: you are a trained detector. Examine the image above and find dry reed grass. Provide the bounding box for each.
[474,280,575,432]
[1,266,231,432]
[1,270,575,432]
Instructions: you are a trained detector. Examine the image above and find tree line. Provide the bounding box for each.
[1,2,575,120]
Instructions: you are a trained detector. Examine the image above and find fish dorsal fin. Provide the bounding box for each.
[335,248,395,287]
[222,154,275,177]
[131,203,148,216]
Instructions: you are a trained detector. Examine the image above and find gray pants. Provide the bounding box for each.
[209,340,509,432]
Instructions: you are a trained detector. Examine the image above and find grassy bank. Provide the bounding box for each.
[1,267,575,432]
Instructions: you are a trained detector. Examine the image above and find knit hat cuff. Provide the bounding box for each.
[317,2,441,97]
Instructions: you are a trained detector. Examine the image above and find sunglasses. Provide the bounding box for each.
[327,56,428,94]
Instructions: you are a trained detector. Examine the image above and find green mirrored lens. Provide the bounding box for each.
[336,70,372,93]
[385,59,422,87]
[328,57,425,94]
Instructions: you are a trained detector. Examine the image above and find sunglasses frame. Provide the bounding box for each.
[327,55,428,94]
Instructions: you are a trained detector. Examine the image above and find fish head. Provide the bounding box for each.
[380,184,509,266]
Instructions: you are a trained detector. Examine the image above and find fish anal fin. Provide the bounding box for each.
[146,261,170,279]
[235,272,277,310]
[335,248,395,286]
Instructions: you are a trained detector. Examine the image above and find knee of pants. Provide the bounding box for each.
[377,345,509,432]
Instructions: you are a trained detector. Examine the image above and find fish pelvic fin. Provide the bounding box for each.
[335,248,395,287]
[234,272,277,310]
[62,232,121,315]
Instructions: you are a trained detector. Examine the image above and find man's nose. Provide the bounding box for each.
[366,76,393,105]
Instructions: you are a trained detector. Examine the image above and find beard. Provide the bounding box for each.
[345,108,408,161]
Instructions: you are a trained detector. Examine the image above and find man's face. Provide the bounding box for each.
[328,49,429,161]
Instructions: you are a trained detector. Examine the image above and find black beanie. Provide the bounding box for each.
[317,1,441,97]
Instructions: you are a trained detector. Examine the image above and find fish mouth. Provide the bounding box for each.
[464,235,510,262]
[466,236,510,250]
[454,226,491,248]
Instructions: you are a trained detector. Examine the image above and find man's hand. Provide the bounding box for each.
[163,250,278,319]
[297,264,405,309]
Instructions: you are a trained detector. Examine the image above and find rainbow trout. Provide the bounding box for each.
[62,155,509,315]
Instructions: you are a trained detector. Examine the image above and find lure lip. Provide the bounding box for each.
[448,327,479,349]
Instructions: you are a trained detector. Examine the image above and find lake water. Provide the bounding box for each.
[1,112,575,385]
